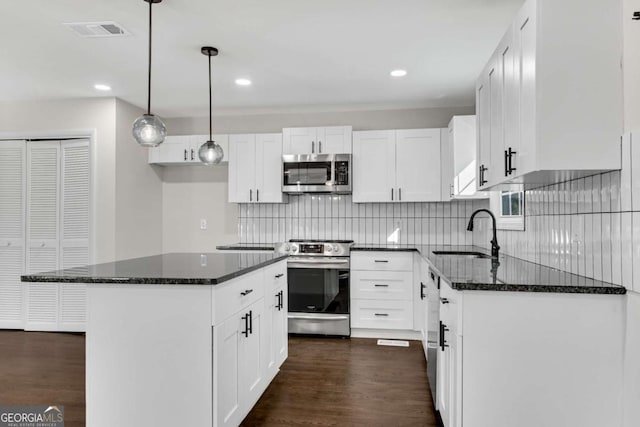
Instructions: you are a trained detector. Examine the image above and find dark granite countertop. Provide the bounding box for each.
[216,243,276,251]
[352,244,626,295]
[21,252,288,285]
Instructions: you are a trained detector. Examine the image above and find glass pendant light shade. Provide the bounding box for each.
[198,140,224,165]
[132,113,167,147]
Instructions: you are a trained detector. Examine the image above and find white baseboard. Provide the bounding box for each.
[350,328,421,341]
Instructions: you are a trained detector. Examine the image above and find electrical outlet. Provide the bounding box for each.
[200,219,207,230]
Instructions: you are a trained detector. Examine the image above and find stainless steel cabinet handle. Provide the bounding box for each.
[241,289,254,296]
[319,141,322,153]
[184,149,188,161]
[311,141,315,153]
[288,314,349,321]
[374,284,389,287]
[249,189,253,202]
[374,313,389,317]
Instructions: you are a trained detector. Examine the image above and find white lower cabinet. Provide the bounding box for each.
[212,261,288,427]
[350,251,415,335]
[431,270,625,427]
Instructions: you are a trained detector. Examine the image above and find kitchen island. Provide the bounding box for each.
[22,252,289,427]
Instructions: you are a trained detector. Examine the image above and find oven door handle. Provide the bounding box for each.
[288,314,350,321]
[287,260,350,269]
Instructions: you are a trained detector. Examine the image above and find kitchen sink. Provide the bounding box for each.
[432,251,496,259]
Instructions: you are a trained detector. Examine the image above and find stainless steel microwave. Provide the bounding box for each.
[282,154,351,194]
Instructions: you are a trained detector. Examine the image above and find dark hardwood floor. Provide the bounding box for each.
[242,337,437,426]
[0,330,85,427]
[0,331,436,427]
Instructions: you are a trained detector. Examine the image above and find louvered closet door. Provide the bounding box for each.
[25,141,60,330]
[26,141,60,274]
[0,141,26,328]
[59,140,90,331]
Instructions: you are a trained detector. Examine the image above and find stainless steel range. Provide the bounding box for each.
[275,239,353,336]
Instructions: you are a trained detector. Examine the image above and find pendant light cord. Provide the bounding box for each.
[147,0,152,115]
[208,54,213,141]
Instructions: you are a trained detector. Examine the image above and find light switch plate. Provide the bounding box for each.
[200,219,207,230]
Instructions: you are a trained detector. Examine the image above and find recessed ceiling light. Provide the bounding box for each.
[94,84,111,91]
[235,78,252,86]
[390,69,407,77]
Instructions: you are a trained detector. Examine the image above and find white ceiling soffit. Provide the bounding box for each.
[0,0,524,117]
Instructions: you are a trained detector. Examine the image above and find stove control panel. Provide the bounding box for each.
[275,241,352,257]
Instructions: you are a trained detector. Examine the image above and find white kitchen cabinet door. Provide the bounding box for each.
[476,72,492,190]
[488,51,504,186]
[282,127,316,154]
[255,134,285,203]
[514,1,536,177]
[265,284,287,379]
[448,116,486,198]
[316,126,352,154]
[240,299,266,410]
[396,129,441,202]
[214,313,243,427]
[60,140,90,270]
[0,141,26,329]
[502,29,521,180]
[228,134,257,203]
[352,131,396,202]
[441,127,454,201]
[152,136,192,164]
[26,141,59,274]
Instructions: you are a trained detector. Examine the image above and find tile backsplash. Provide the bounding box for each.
[238,196,490,246]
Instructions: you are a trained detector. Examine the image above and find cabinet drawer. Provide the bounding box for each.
[351,299,414,330]
[212,269,264,325]
[262,261,287,291]
[351,251,413,271]
[351,271,413,300]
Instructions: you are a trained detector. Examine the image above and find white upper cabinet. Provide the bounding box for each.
[282,126,352,154]
[476,0,622,190]
[228,133,285,204]
[148,134,229,165]
[396,129,441,202]
[352,131,396,202]
[444,116,488,199]
[353,129,442,203]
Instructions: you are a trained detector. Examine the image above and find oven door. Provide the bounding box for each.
[287,257,350,336]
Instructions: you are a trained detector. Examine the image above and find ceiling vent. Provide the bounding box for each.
[63,21,131,38]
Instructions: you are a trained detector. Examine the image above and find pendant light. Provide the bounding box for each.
[132,0,167,147]
[198,46,224,165]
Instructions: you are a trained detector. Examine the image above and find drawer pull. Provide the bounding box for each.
[240,289,254,296]
[374,313,389,317]
[440,297,449,304]
[374,260,389,263]
[374,284,389,287]
[275,273,284,278]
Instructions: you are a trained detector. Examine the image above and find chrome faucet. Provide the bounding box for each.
[466,209,500,259]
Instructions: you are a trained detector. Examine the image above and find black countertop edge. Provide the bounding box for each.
[450,282,627,295]
[351,246,418,252]
[21,255,288,286]
[216,244,276,251]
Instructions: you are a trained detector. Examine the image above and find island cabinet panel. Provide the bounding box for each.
[86,285,214,427]
[263,261,288,380]
[212,268,264,326]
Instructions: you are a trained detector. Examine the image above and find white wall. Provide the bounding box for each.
[0,98,117,263]
[624,0,640,132]
[160,106,475,252]
[114,99,164,259]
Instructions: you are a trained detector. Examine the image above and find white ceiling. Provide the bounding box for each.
[0,0,523,117]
